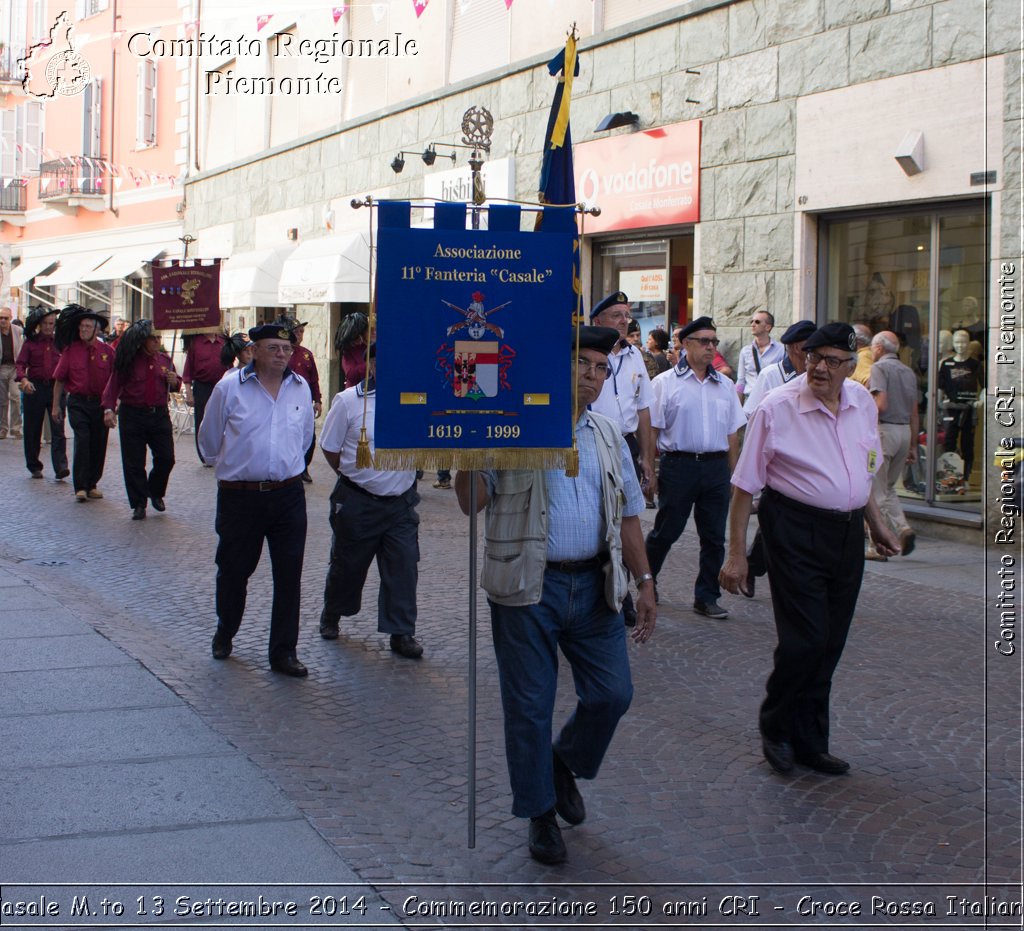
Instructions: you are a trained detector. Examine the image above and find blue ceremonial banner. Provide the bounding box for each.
[373,201,578,471]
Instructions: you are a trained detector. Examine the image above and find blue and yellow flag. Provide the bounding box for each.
[538,35,579,208]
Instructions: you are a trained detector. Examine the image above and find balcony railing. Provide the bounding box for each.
[0,179,28,212]
[0,46,26,83]
[38,159,104,200]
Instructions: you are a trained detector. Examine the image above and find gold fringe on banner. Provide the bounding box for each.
[372,448,577,473]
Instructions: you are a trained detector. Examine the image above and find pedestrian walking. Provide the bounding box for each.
[51,305,113,503]
[869,330,920,556]
[198,323,314,677]
[735,310,783,400]
[318,342,424,659]
[720,322,900,776]
[0,305,24,439]
[455,325,656,865]
[101,320,180,520]
[645,316,745,619]
[182,331,231,464]
[14,306,69,481]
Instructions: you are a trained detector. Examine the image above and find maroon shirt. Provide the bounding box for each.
[16,336,62,382]
[289,345,321,403]
[101,351,177,410]
[52,340,114,397]
[182,334,230,385]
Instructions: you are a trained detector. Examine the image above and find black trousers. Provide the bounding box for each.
[66,395,109,493]
[214,481,307,662]
[23,381,67,475]
[757,489,865,755]
[191,380,215,462]
[942,405,976,480]
[118,405,175,509]
[321,478,419,635]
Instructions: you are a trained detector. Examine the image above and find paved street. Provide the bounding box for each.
[0,425,1019,929]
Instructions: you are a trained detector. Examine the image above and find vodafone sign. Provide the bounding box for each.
[575,120,701,232]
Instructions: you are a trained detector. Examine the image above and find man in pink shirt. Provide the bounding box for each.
[720,322,899,777]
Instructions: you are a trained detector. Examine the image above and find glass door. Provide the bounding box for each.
[820,201,987,515]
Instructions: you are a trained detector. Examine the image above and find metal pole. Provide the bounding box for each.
[467,475,478,848]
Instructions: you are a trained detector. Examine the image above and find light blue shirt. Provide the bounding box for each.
[482,412,644,561]
[198,363,313,481]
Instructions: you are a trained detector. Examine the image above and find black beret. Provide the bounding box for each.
[590,291,629,321]
[249,323,297,343]
[678,316,716,339]
[578,326,619,354]
[803,322,857,353]
[626,318,641,334]
[780,320,816,345]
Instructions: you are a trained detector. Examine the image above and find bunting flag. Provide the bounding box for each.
[504,0,515,9]
[537,35,581,311]
[256,14,273,31]
[372,201,578,472]
[331,6,347,23]
[412,0,429,16]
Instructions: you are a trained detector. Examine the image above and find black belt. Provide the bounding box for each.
[546,552,610,574]
[218,475,303,492]
[122,403,164,414]
[339,473,404,501]
[663,450,728,461]
[31,378,55,386]
[763,487,860,523]
[879,421,910,426]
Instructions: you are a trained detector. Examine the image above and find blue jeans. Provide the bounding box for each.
[645,454,730,603]
[489,567,633,818]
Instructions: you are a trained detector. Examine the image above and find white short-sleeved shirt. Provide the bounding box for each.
[320,385,416,497]
[588,343,653,435]
[650,360,746,453]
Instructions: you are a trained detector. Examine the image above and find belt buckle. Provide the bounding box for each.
[258,480,272,492]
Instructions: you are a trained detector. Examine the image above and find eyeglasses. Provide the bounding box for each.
[576,357,611,379]
[686,336,720,347]
[261,344,294,355]
[805,351,854,370]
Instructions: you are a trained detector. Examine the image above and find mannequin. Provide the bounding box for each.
[937,328,983,485]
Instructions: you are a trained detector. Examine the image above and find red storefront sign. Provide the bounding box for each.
[575,120,701,233]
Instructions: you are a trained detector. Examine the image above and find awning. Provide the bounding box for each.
[220,246,294,308]
[278,231,370,304]
[35,252,113,287]
[9,256,57,287]
[89,247,166,281]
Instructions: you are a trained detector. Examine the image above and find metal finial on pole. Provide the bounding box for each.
[179,234,196,262]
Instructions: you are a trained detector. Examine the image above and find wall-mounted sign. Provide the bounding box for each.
[422,158,515,207]
[575,121,701,233]
[619,268,667,302]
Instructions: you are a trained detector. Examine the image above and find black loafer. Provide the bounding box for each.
[131,506,146,520]
[150,496,166,512]
[795,751,850,775]
[211,633,232,660]
[270,654,308,677]
[552,751,585,825]
[528,809,567,865]
[389,634,423,659]
[55,468,70,480]
[762,736,794,774]
[30,469,43,479]
[320,622,339,640]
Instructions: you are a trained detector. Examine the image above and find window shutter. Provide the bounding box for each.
[136,59,157,146]
[23,102,41,172]
[0,109,17,178]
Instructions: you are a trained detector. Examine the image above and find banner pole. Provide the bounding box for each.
[468,475,478,848]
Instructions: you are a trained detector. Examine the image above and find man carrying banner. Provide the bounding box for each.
[101,320,180,520]
[455,325,656,866]
[198,323,313,678]
[318,342,423,659]
[183,331,231,464]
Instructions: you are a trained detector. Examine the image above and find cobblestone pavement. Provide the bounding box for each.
[1,428,1019,926]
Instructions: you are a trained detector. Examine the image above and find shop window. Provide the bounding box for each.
[821,203,987,514]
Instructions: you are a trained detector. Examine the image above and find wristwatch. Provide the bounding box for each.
[635,572,654,587]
